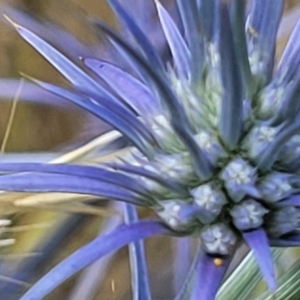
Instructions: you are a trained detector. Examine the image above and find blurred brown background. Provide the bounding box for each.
[0,0,116,152]
[0,1,299,300]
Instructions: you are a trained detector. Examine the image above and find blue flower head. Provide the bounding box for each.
[1,0,300,299]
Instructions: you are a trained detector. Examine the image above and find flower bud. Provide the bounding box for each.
[259,172,294,202]
[156,200,198,231]
[191,182,227,224]
[151,114,185,152]
[221,158,257,202]
[266,207,300,237]
[201,223,236,255]
[243,125,280,160]
[151,152,197,184]
[194,130,227,164]
[230,199,268,230]
[278,134,300,169]
[257,84,285,119]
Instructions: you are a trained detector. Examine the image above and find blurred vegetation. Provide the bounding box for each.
[0,0,299,299]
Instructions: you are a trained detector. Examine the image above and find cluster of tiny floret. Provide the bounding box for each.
[123,45,300,256]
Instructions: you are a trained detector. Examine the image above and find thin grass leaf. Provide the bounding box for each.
[217,249,283,300]
[257,251,300,300]
[0,79,70,107]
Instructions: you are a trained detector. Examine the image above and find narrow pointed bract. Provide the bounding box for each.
[191,250,233,300]
[32,78,155,157]
[124,204,152,300]
[0,173,144,204]
[247,0,284,83]
[156,0,191,79]
[108,0,164,72]
[0,162,149,195]
[83,58,160,117]
[217,0,243,148]
[230,0,255,96]
[5,0,300,298]
[176,0,204,81]
[243,229,276,291]
[199,0,216,41]
[278,17,300,82]
[19,220,168,300]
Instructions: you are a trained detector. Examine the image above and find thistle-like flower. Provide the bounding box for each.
[1,0,300,299]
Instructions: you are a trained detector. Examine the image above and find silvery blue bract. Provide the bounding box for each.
[1,1,300,299]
